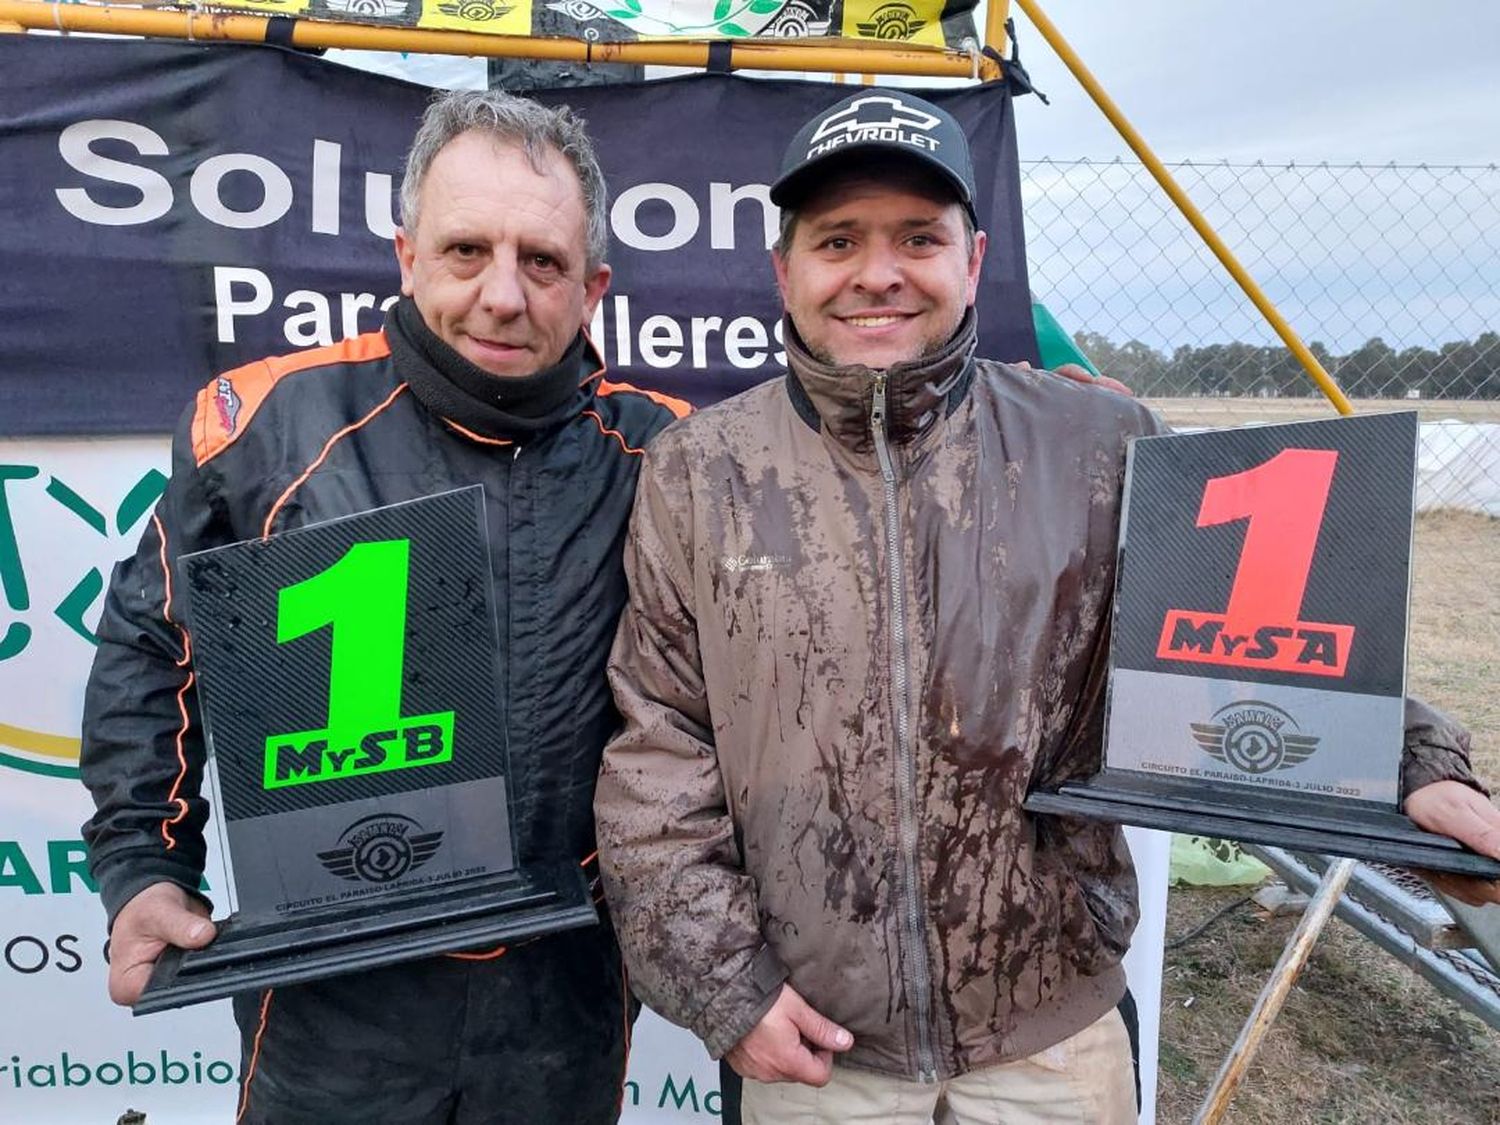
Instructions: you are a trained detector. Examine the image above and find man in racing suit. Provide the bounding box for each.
[81,90,685,1123]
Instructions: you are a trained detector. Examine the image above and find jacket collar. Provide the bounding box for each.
[785,309,978,452]
[387,296,601,441]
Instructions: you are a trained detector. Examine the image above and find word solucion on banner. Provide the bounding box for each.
[55,116,791,372]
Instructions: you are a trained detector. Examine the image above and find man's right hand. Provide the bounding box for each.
[107,882,216,1006]
[1406,780,1500,906]
[724,984,853,1086]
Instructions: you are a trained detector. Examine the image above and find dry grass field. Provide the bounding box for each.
[1148,397,1500,430]
[1409,512,1500,781]
[1155,511,1500,1124]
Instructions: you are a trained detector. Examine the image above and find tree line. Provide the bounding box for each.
[1074,331,1500,399]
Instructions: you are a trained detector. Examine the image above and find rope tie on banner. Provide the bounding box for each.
[1005,16,1046,101]
[706,40,732,74]
[981,18,1048,103]
[50,0,65,34]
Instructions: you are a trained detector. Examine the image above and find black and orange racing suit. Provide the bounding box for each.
[80,297,687,1124]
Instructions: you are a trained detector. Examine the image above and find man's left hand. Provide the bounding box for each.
[1405,779,1500,906]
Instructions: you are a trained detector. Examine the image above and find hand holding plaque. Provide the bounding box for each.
[1026,412,1500,880]
[135,487,597,1014]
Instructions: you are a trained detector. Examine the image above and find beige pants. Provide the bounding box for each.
[741,1008,1136,1125]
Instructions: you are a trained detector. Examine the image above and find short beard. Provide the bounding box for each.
[797,317,963,371]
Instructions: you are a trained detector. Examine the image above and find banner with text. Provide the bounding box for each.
[0,36,1036,437]
[97,0,976,46]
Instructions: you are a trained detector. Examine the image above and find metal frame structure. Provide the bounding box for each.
[0,0,1000,77]
[1009,0,1353,413]
[1249,846,1500,1030]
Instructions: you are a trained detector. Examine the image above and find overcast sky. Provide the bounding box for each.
[334,2,1500,165]
[1003,1,1500,164]
[331,4,1500,352]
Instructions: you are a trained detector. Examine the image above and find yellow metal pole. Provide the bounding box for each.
[1013,0,1354,414]
[984,0,1012,57]
[0,0,1001,79]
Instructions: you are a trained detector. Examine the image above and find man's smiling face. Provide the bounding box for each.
[394,130,610,378]
[773,165,985,370]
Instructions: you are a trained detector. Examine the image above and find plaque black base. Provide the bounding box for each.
[1025,770,1500,880]
[134,862,597,1015]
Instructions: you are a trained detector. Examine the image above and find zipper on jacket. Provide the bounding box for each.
[871,372,938,1084]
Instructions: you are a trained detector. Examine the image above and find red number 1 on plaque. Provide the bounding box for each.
[1157,448,1355,677]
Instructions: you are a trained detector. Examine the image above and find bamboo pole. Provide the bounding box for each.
[0,0,1003,79]
[1192,857,1358,1124]
[1013,0,1354,415]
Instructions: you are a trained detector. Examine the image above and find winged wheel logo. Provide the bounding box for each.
[1190,701,1320,776]
[318,813,444,883]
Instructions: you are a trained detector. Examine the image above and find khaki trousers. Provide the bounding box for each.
[741,1008,1136,1125]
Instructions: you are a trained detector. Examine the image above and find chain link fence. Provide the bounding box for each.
[1019,159,1500,513]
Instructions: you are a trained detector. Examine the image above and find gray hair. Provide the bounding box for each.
[400,89,609,271]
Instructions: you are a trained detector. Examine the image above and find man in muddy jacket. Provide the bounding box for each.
[593,90,1499,1124]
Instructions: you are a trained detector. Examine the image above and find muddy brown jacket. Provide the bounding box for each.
[594,313,1484,1081]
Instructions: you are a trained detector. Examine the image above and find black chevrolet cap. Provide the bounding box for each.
[770,89,978,224]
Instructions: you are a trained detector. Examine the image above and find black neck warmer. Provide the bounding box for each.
[388,296,599,440]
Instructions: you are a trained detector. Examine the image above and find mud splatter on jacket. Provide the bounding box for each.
[594,311,1485,1081]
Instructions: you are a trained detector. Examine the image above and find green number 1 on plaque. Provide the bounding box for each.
[278,539,408,732]
[262,539,455,791]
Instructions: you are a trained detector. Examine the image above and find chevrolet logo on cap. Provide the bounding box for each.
[807,94,943,154]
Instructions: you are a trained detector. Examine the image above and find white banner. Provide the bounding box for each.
[0,438,240,1123]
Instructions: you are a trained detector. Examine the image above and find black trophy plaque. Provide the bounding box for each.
[135,487,597,1014]
[1026,412,1500,879]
